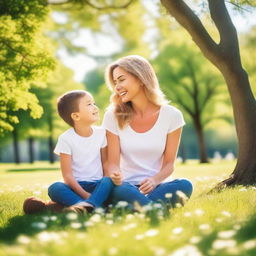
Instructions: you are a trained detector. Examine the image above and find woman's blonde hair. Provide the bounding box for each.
[105,55,168,128]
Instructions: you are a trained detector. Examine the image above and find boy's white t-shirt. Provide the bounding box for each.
[54,126,107,182]
[102,105,185,185]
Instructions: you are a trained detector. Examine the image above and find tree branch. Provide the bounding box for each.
[47,0,134,9]
[160,0,221,66]
[208,0,242,67]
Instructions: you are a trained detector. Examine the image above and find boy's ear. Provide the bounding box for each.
[71,112,80,122]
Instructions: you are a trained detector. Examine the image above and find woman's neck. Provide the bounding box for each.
[73,124,93,137]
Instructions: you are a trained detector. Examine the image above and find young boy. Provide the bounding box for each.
[23,90,115,214]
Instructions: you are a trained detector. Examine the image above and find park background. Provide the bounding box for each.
[0,1,256,256]
[1,0,256,165]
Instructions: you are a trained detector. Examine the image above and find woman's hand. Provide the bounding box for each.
[110,171,123,186]
[139,177,157,194]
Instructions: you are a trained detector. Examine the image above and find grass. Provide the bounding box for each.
[0,160,256,256]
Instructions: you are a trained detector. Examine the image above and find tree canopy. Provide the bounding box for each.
[0,0,55,133]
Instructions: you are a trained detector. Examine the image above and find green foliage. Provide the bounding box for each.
[154,42,227,127]
[0,0,55,133]
[83,68,104,93]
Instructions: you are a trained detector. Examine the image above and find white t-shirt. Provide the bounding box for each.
[102,105,185,185]
[54,126,107,182]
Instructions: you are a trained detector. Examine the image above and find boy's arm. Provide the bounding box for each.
[60,153,90,200]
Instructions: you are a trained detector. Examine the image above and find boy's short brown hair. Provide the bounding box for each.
[57,90,88,126]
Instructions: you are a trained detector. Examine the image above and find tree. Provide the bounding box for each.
[0,0,55,133]
[160,0,256,186]
[155,44,225,163]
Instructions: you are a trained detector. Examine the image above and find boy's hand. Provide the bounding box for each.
[83,192,91,200]
[139,177,156,194]
[110,171,123,186]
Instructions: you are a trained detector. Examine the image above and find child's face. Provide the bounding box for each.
[76,94,99,124]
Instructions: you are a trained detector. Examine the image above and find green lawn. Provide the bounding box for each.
[0,161,255,256]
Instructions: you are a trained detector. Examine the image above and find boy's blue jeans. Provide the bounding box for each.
[110,178,193,208]
[48,177,114,208]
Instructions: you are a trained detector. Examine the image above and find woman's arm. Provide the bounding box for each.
[101,146,108,176]
[106,130,123,185]
[60,153,90,199]
[140,127,182,194]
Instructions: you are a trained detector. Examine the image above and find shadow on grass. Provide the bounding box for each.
[0,213,86,244]
[7,167,59,172]
[197,212,256,255]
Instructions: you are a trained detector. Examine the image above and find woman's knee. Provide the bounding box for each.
[177,179,193,198]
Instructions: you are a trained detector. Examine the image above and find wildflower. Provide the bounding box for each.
[122,223,137,231]
[199,224,211,232]
[233,224,241,230]
[190,236,201,244]
[165,193,173,199]
[194,209,204,216]
[70,222,82,229]
[106,220,114,225]
[239,188,247,192]
[217,230,236,239]
[90,214,101,223]
[106,213,113,219]
[116,201,128,208]
[212,239,237,250]
[111,233,119,238]
[221,211,231,217]
[142,204,153,212]
[84,221,94,227]
[42,216,50,222]
[33,191,42,196]
[153,203,163,209]
[176,191,188,200]
[243,239,256,250]
[170,245,203,256]
[95,208,104,214]
[125,214,134,221]
[145,229,159,237]
[150,246,166,256]
[172,227,183,235]
[36,231,61,243]
[135,234,145,240]
[31,222,47,230]
[108,247,118,255]
[183,212,192,217]
[50,216,57,221]
[215,218,223,223]
[66,212,78,220]
[17,235,31,244]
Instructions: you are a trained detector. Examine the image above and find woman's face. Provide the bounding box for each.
[112,66,143,103]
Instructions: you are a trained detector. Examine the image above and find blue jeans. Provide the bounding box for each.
[110,178,193,208]
[48,177,114,208]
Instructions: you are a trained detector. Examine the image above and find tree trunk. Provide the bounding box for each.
[193,116,208,163]
[12,129,20,164]
[48,135,54,164]
[179,142,186,163]
[48,112,54,164]
[28,137,35,164]
[217,67,256,187]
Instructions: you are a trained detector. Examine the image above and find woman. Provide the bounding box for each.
[103,55,193,208]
